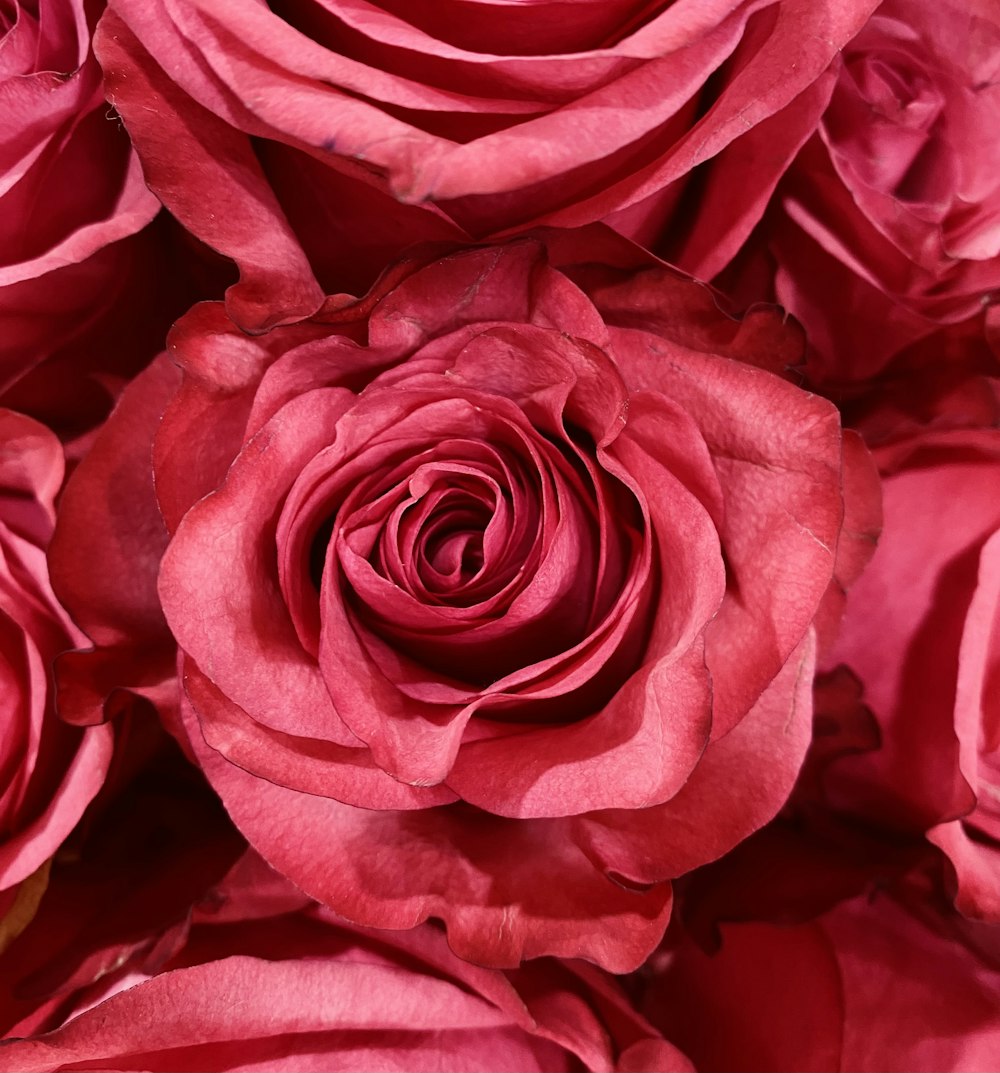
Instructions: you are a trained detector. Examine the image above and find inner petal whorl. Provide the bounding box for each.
[381,464,515,605]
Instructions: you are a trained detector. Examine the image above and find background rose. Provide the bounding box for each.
[643,891,1000,1073]
[0,851,688,1073]
[826,424,1000,921]
[54,238,878,971]
[94,0,875,325]
[0,411,112,951]
[770,0,1000,383]
[0,0,176,435]
[0,720,242,1038]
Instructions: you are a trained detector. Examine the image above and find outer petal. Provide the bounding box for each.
[928,527,1000,917]
[0,413,114,891]
[613,329,843,735]
[0,957,534,1073]
[158,389,354,743]
[183,660,452,811]
[0,720,112,890]
[49,355,180,727]
[575,630,816,885]
[813,428,883,656]
[104,0,878,281]
[0,0,163,403]
[96,11,324,330]
[828,433,1000,831]
[1,857,679,1071]
[180,686,671,973]
[50,356,178,649]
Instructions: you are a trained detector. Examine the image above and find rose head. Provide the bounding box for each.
[773,0,1000,381]
[0,412,112,950]
[828,424,1000,922]
[0,0,163,428]
[69,240,876,971]
[94,0,876,321]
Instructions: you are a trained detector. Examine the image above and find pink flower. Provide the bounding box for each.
[644,891,1000,1073]
[0,1,161,427]
[54,238,878,970]
[773,0,1000,381]
[93,0,876,317]
[0,411,112,948]
[828,422,1000,921]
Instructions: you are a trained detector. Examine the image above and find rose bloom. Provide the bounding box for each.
[0,851,689,1072]
[0,411,112,951]
[93,0,876,319]
[0,0,168,431]
[643,891,1000,1073]
[55,237,878,971]
[827,422,1000,921]
[771,0,1000,382]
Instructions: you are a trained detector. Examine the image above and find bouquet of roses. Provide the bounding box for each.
[1,1,999,1070]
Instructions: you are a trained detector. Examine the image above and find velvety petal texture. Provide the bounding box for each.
[0,852,690,1073]
[0,0,162,421]
[48,356,182,729]
[144,238,871,969]
[828,425,1000,921]
[95,0,878,303]
[0,411,112,923]
[773,0,1000,382]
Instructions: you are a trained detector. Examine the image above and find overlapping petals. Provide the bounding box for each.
[94,0,877,313]
[773,0,1000,381]
[43,238,873,970]
[0,411,112,946]
[0,0,161,427]
[828,425,1000,920]
[644,893,1000,1073]
[0,852,689,1073]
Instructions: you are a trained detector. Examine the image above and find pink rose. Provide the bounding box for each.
[93,0,876,323]
[644,892,1000,1072]
[0,851,690,1073]
[0,411,112,949]
[828,424,1000,921]
[55,238,877,970]
[773,0,1000,381]
[0,0,165,430]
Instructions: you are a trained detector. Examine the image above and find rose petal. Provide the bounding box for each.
[96,10,324,330]
[575,630,815,885]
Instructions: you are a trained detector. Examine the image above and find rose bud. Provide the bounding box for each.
[0,411,112,952]
[53,238,879,971]
[0,851,690,1073]
[93,0,876,320]
[827,422,1000,922]
[772,0,1000,383]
